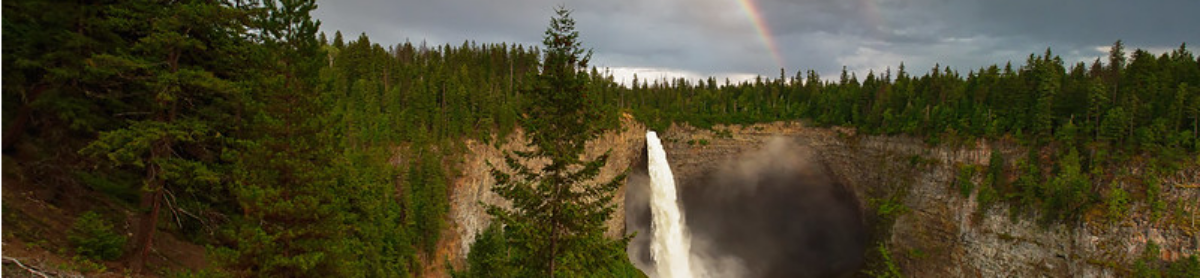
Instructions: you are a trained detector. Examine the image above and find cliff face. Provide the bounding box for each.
[445,120,1200,277]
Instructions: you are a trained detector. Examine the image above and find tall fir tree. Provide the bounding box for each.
[486,6,629,277]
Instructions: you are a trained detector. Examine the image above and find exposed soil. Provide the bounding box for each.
[3,155,208,277]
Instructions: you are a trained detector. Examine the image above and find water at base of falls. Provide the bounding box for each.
[646,131,694,278]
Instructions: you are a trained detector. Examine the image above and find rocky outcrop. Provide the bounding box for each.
[445,119,1200,277]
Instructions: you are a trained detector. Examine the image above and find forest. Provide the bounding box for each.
[3,0,1199,277]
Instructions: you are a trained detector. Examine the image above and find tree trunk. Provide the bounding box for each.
[129,138,168,273]
[549,217,557,278]
[131,48,180,273]
[3,84,48,154]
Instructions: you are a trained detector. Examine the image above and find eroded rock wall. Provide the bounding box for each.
[655,121,1200,277]
[445,119,1200,277]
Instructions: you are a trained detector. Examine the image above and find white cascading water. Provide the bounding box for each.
[646,131,694,278]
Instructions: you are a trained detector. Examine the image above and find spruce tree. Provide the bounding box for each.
[485,6,628,277]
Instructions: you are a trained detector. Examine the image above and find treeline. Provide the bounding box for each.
[321,32,544,144]
[621,42,1199,154]
[615,42,1200,224]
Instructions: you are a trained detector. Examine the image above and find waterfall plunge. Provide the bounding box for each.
[646,131,694,278]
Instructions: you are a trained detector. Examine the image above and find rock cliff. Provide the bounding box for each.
[444,119,1200,277]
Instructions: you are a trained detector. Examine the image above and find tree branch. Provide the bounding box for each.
[3,256,53,278]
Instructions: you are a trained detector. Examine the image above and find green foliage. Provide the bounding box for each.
[333,150,412,277]
[73,171,141,204]
[1165,255,1200,278]
[615,43,1198,159]
[1132,241,1200,278]
[975,182,1000,212]
[1043,148,1093,222]
[864,243,904,278]
[63,256,108,274]
[68,212,127,261]
[407,146,449,254]
[1012,153,1044,217]
[585,256,646,278]
[977,151,1006,210]
[453,223,513,278]
[1134,243,1163,278]
[211,0,414,276]
[1106,183,1130,222]
[1144,175,1167,221]
[955,164,978,197]
[170,268,232,278]
[1100,107,1131,142]
[455,222,643,278]
[905,154,939,168]
[872,195,909,221]
[1135,260,1162,278]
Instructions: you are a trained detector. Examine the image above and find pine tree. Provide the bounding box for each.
[75,0,256,272]
[485,6,629,277]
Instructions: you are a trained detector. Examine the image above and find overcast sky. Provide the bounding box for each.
[313,0,1198,84]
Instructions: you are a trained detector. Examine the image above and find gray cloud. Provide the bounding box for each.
[314,0,1198,81]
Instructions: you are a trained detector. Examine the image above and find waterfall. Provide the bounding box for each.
[646,131,694,278]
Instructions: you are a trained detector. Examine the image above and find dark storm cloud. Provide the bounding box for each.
[314,0,1198,82]
[965,0,1196,47]
[757,0,1197,76]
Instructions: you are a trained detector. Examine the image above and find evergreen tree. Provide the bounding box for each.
[454,223,514,278]
[214,0,356,276]
[75,0,256,271]
[485,6,629,277]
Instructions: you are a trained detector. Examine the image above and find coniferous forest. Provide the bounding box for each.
[3,0,1199,277]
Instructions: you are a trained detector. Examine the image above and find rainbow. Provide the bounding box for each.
[736,0,784,69]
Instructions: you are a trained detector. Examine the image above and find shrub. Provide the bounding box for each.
[1106,184,1130,222]
[65,256,107,274]
[1132,242,1162,278]
[872,196,909,221]
[1144,175,1166,221]
[1131,242,1200,278]
[1165,255,1200,278]
[864,243,904,278]
[976,181,1000,211]
[956,164,977,197]
[68,211,127,261]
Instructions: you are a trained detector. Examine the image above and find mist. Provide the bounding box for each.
[627,137,867,277]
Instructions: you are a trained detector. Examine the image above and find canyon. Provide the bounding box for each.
[444,118,1200,277]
